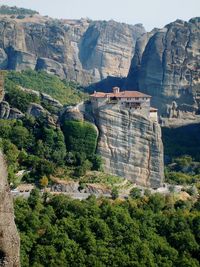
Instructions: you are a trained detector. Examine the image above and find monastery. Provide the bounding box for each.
[90,87,158,122]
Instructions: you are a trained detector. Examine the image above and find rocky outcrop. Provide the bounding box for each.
[36,58,66,79]
[9,107,24,119]
[0,101,10,119]
[27,103,58,126]
[51,180,110,194]
[126,18,200,119]
[7,49,37,71]
[40,93,63,109]
[51,181,79,193]
[0,71,20,266]
[0,12,145,85]
[0,101,24,119]
[0,49,8,69]
[60,105,84,122]
[92,105,164,188]
[0,151,20,267]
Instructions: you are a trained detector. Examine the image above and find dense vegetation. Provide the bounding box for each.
[15,190,200,267]
[1,69,200,267]
[0,70,99,186]
[5,70,86,105]
[162,124,200,161]
[62,120,98,157]
[0,116,101,186]
[0,117,66,185]
[5,79,40,113]
[162,124,200,190]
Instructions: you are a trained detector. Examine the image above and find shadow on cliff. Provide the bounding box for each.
[85,76,126,93]
[162,123,200,161]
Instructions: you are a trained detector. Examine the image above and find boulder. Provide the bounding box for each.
[41,92,63,108]
[0,101,10,119]
[27,102,58,126]
[27,102,50,118]
[9,107,25,119]
[61,106,84,122]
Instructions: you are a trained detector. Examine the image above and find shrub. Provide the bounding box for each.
[62,120,98,158]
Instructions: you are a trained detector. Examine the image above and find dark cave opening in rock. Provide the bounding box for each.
[0,250,5,263]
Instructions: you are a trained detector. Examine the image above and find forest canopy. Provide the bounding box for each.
[15,191,200,267]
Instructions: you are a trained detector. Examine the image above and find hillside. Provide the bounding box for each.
[0,5,38,16]
[13,190,200,267]
[5,70,86,105]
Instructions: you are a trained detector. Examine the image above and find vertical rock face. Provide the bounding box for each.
[79,21,144,81]
[93,106,164,188]
[126,18,200,118]
[0,11,145,85]
[0,74,20,267]
[0,152,20,267]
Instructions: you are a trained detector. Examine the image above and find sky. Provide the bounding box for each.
[0,0,200,31]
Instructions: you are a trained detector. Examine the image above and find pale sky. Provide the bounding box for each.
[0,0,200,31]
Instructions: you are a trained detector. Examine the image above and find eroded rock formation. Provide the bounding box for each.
[0,72,20,267]
[92,105,164,188]
[125,18,200,119]
[0,152,20,267]
[0,11,145,85]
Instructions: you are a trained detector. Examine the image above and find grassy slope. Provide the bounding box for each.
[5,70,87,105]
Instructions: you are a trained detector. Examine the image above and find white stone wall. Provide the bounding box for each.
[91,97,151,118]
[150,111,158,122]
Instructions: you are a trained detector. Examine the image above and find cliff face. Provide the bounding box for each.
[0,74,20,267]
[0,13,145,85]
[125,18,200,119]
[92,105,164,188]
[0,152,20,267]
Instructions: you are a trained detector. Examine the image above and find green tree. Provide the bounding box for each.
[111,187,119,200]
[39,176,49,188]
[62,120,98,158]
[129,188,142,199]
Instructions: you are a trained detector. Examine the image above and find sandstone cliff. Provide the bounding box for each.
[125,18,200,119]
[0,73,20,267]
[91,105,164,188]
[0,8,145,85]
[0,152,20,267]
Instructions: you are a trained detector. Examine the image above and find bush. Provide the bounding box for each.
[129,187,142,199]
[111,187,119,200]
[62,120,98,158]
[165,172,194,185]
[5,79,40,113]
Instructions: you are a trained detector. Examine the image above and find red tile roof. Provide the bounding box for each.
[90,90,151,98]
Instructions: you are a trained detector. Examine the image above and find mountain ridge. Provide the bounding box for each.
[0,5,145,85]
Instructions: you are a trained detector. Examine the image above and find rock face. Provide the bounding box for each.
[0,152,20,267]
[126,18,200,119]
[0,71,20,267]
[0,12,145,85]
[92,105,164,188]
[0,101,24,120]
